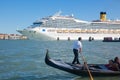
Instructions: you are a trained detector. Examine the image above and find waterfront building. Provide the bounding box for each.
[0,33,28,40]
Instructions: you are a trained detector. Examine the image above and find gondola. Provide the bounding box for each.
[45,50,120,77]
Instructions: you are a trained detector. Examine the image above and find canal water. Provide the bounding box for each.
[0,40,120,80]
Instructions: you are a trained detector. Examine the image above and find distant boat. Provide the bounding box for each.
[17,11,120,41]
[45,50,120,77]
[103,37,120,42]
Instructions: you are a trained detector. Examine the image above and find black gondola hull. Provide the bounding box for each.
[45,51,120,77]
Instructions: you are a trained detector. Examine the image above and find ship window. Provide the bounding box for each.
[33,22,43,25]
[30,22,43,28]
[42,29,46,32]
[32,22,43,27]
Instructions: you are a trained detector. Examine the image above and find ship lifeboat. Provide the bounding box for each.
[63,30,69,33]
[57,30,62,33]
[75,30,81,33]
[69,30,75,33]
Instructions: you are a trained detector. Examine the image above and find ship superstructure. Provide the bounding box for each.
[17,11,120,40]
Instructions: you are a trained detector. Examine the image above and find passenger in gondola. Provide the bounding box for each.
[105,60,117,71]
[106,57,120,71]
[114,57,120,64]
[114,57,120,71]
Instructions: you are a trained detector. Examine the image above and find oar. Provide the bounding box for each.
[80,52,94,80]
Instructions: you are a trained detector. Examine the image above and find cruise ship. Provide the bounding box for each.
[17,11,120,40]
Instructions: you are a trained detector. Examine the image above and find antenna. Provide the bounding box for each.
[54,10,62,16]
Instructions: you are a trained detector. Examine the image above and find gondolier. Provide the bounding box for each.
[72,37,82,64]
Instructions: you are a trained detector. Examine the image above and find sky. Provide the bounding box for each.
[0,0,120,34]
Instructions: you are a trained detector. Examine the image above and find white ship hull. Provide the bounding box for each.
[17,27,120,41]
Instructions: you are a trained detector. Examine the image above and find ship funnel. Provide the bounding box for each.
[100,12,106,21]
